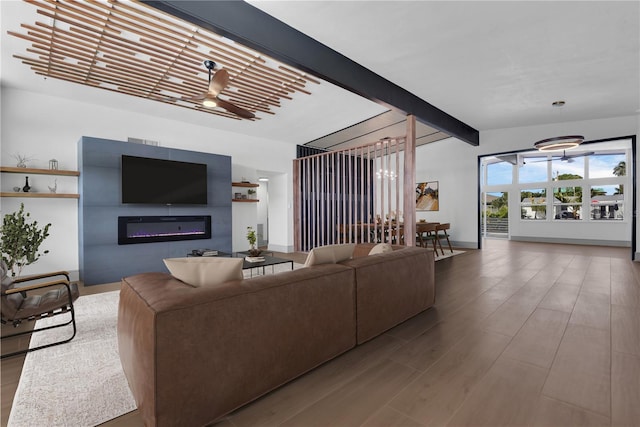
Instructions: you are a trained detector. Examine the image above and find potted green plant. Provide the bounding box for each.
[0,203,51,278]
[247,188,257,199]
[246,226,261,256]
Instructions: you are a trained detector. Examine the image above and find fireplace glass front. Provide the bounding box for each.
[118,215,211,245]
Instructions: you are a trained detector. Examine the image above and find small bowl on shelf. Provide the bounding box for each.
[13,186,21,192]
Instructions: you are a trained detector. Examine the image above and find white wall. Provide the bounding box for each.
[416,114,640,249]
[256,182,269,244]
[266,173,293,253]
[1,88,296,277]
[231,164,258,253]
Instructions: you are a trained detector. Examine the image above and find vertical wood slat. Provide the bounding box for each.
[293,159,300,251]
[304,157,310,251]
[313,155,318,249]
[320,154,325,247]
[341,151,346,243]
[386,141,392,243]
[347,148,352,243]
[359,146,364,243]
[404,115,417,246]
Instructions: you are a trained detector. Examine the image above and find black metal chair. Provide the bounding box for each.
[1,270,79,359]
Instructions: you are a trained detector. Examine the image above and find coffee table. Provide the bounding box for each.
[242,255,294,277]
[236,250,274,257]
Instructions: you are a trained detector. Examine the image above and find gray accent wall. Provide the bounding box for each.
[78,137,232,285]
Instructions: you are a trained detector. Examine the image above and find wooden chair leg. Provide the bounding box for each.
[444,233,453,253]
[435,237,444,256]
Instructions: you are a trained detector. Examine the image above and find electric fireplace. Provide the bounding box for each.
[118,215,211,245]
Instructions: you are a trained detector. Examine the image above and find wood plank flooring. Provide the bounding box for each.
[2,239,639,426]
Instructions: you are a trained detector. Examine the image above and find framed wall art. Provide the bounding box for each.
[416,181,439,211]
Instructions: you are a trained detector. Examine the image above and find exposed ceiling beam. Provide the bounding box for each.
[142,0,480,146]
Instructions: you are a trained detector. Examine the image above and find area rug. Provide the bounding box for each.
[8,291,136,427]
[435,249,466,261]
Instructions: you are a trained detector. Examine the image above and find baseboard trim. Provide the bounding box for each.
[510,235,631,247]
[268,244,294,253]
[450,241,478,249]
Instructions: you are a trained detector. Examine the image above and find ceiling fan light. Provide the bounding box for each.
[202,96,217,108]
[534,135,584,152]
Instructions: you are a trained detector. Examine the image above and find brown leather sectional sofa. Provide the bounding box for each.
[117,244,434,426]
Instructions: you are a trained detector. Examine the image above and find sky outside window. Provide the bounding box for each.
[487,161,512,185]
[589,153,626,178]
[519,160,547,183]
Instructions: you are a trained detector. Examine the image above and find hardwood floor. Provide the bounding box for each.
[2,240,639,426]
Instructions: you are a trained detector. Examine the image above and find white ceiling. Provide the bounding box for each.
[2,1,639,147]
[249,0,639,131]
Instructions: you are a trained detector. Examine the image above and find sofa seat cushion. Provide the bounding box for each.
[163,257,243,288]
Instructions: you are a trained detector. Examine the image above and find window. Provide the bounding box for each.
[553,186,582,220]
[487,161,512,185]
[481,140,630,230]
[518,158,547,184]
[521,189,546,220]
[590,185,624,220]
[552,157,584,180]
[589,154,626,178]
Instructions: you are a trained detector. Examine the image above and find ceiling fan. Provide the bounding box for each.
[189,60,255,119]
[526,150,595,163]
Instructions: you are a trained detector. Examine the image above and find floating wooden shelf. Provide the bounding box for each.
[0,166,80,176]
[232,182,259,188]
[232,198,259,203]
[0,192,79,199]
[1,166,80,198]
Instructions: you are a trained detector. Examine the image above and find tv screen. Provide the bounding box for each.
[121,155,208,205]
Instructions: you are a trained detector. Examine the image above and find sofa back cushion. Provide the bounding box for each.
[163,257,243,288]
[368,243,394,255]
[304,243,355,267]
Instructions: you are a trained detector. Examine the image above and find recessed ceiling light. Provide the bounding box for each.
[258,177,269,182]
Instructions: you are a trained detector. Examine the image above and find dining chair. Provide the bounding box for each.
[416,222,440,255]
[435,223,453,254]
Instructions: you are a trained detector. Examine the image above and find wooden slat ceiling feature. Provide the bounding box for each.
[8,0,320,120]
[305,110,451,152]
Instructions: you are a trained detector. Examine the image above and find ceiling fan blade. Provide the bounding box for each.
[208,68,229,97]
[181,94,205,102]
[215,97,255,119]
[566,151,595,159]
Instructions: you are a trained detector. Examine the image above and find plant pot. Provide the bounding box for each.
[248,248,262,257]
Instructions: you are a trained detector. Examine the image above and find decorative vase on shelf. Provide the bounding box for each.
[22,176,31,193]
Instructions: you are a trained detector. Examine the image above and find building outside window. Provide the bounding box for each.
[520,189,546,220]
[553,186,582,220]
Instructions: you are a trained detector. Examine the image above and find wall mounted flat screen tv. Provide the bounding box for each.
[121,155,208,205]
